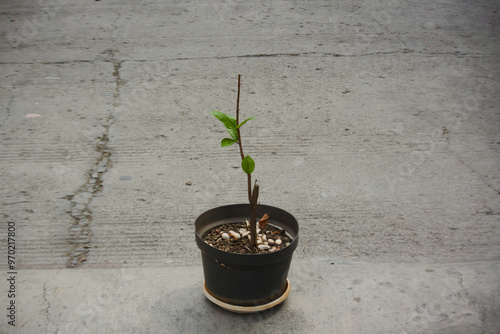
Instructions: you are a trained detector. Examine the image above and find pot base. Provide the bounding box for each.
[203,279,291,314]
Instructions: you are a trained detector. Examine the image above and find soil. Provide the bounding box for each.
[203,221,292,254]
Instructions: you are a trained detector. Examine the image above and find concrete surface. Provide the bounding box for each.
[6,262,500,333]
[0,0,499,333]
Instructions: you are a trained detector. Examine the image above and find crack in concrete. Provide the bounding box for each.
[42,282,50,326]
[451,269,468,297]
[448,269,484,324]
[109,7,121,41]
[65,119,113,267]
[65,57,119,268]
[113,60,124,103]
[457,157,500,197]
[1,94,14,124]
[6,95,13,119]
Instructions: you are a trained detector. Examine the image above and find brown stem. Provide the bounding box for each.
[247,174,252,203]
[235,74,252,202]
[235,74,259,249]
[236,74,245,161]
[249,182,259,248]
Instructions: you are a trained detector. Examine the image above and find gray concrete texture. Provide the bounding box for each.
[0,0,499,333]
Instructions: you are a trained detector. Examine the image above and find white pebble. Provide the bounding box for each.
[229,231,241,240]
[270,246,277,252]
[262,235,267,241]
[257,238,263,245]
[258,244,270,251]
[239,228,247,235]
[222,233,230,241]
[268,239,275,245]
[275,239,282,246]
[285,242,290,247]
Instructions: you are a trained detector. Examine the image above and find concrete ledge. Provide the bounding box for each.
[2,261,498,333]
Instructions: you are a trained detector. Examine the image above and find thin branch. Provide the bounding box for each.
[235,74,252,202]
[247,174,252,203]
[234,74,259,249]
[249,182,259,248]
[236,74,245,161]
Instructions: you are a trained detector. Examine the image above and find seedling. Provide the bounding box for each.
[210,75,261,248]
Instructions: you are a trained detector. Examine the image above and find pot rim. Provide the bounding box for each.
[195,204,299,266]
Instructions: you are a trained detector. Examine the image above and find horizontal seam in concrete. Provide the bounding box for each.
[0,51,497,66]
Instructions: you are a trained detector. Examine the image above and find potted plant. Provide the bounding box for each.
[195,75,299,313]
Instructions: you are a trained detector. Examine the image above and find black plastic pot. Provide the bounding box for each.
[195,204,299,309]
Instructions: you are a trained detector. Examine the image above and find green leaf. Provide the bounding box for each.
[226,127,239,142]
[241,155,255,175]
[221,138,236,147]
[211,111,237,129]
[236,117,256,129]
[211,111,238,141]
